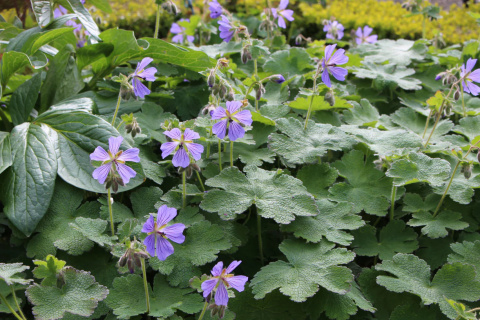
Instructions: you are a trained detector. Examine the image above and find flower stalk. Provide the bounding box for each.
[154,4,161,39]
[198,301,209,320]
[182,170,187,209]
[140,258,150,313]
[111,91,122,126]
[107,189,115,236]
[0,292,24,320]
[230,141,234,167]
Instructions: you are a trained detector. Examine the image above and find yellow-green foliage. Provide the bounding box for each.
[90,0,157,28]
[299,0,480,44]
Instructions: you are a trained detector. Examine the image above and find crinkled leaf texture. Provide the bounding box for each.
[251,239,355,302]
[268,118,355,165]
[26,267,108,320]
[200,166,318,223]
[353,62,422,90]
[32,255,66,286]
[408,210,468,239]
[448,240,480,280]
[0,263,31,285]
[376,253,480,319]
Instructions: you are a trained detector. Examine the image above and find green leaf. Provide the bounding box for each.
[448,240,480,280]
[446,299,477,320]
[76,43,114,70]
[251,239,355,302]
[130,186,164,219]
[26,181,100,259]
[28,28,75,55]
[69,217,116,247]
[402,193,440,213]
[342,99,379,127]
[287,95,353,112]
[26,267,108,320]
[32,255,66,286]
[40,44,84,111]
[351,220,418,260]
[87,0,112,13]
[9,73,42,126]
[352,39,426,66]
[1,123,57,236]
[268,118,355,165]
[37,111,144,193]
[0,263,31,285]
[454,115,480,142]
[106,274,203,319]
[65,0,100,40]
[416,237,452,270]
[263,47,313,79]
[149,220,231,287]
[141,37,215,72]
[353,62,422,90]
[296,163,338,198]
[376,254,480,318]
[30,0,53,27]
[1,51,31,87]
[0,132,12,175]
[389,303,440,320]
[200,166,318,224]
[408,210,468,239]
[234,143,275,167]
[329,150,397,216]
[386,152,451,187]
[282,199,364,246]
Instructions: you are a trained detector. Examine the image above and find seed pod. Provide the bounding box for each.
[191,163,201,172]
[118,254,127,267]
[241,46,252,64]
[454,89,461,101]
[462,163,472,179]
[325,90,335,106]
[219,84,227,99]
[212,83,221,95]
[207,70,216,88]
[226,87,235,101]
[255,83,265,101]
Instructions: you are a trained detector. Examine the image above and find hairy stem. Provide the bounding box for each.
[0,292,23,320]
[182,171,187,209]
[10,286,26,320]
[107,189,115,236]
[230,141,234,167]
[422,109,433,139]
[304,77,317,130]
[196,170,205,192]
[423,105,443,147]
[198,301,209,320]
[432,161,460,218]
[390,185,397,221]
[257,212,264,265]
[154,4,161,39]
[141,258,150,314]
[111,92,122,126]
[218,140,223,171]
[461,82,466,117]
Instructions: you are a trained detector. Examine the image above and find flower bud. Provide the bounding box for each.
[219,84,227,99]
[295,34,303,45]
[217,58,229,68]
[269,74,285,84]
[454,89,461,101]
[207,69,216,88]
[255,83,265,101]
[461,163,472,179]
[226,87,235,101]
[120,82,134,101]
[435,72,445,81]
[212,83,221,95]
[241,46,252,64]
[161,1,178,15]
[202,103,217,116]
[325,90,335,106]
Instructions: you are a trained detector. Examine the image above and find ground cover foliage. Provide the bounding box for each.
[2,0,480,319]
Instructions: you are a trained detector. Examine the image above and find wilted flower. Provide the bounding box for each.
[131,57,157,99]
[211,101,252,141]
[201,261,248,306]
[218,15,235,42]
[118,240,149,273]
[271,0,294,29]
[209,0,223,19]
[460,58,480,96]
[161,128,204,168]
[90,136,140,186]
[323,20,344,40]
[321,44,349,88]
[141,205,186,260]
[355,26,377,44]
[170,19,195,44]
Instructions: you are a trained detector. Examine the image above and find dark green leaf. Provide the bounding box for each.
[0,132,12,175]
[9,73,42,126]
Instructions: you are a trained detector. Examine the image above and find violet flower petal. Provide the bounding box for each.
[184,128,201,140]
[157,205,177,226]
[211,261,224,277]
[143,234,156,256]
[225,260,241,273]
[187,142,204,161]
[90,146,110,161]
[161,142,179,158]
[228,121,245,141]
[172,147,190,168]
[92,163,112,184]
[117,148,140,162]
[226,275,248,292]
[214,281,229,306]
[164,128,183,140]
[226,101,242,114]
[163,223,186,243]
[211,106,228,120]
[233,110,253,126]
[109,136,123,155]
[142,215,155,233]
[202,279,219,297]
[212,119,228,139]
[156,237,174,261]
[115,162,137,184]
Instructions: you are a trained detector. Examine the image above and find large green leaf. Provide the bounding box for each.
[1,51,31,88]
[1,123,57,236]
[263,47,314,79]
[376,254,480,319]
[0,132,12,175]
[0,263,31,286]
[287,95,353,112]
[251,239,355,302]
[30,0,53,27]
[408,210,468,239]
[342,99,379,127]
[76,43,114,70]
[65,0,100,40]
[448,240,480,280]
[354,62,422,90]
[9,73,42,126]
[352,39,426,66]
[37,111,144,193]
[200,166,318,223]
[26,267,108,320]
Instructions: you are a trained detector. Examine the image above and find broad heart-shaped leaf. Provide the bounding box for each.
[9,73,42,126]
[329,150,398,216]
[342,99,379,127]
[282,199,364,246]
[37,111,144,193]
[287,95,353,112]
[453,115,480,142]
[200,166,318,224]
[148,220,231,287]
[353,62,422,90]
[33,255,66,286]
[141,37,215,72]
[375,254,480,319]
[106,274,203,319]
[251,239,355,302]
[386,153,451,187]
[26,267,108,320]
[263,47,314,79]
[1,123,57,236]
[1,51,32,87]
[297,163,339,199]
[0,263,31,285]
[448,240,480,281]
[268,118,355,165]
[30,0,53,27]
[408,210,468,239]
[26,180,100,259]
[76,43,114,70]
[69,217,116,247]
[351,220,418,260]
[340,125,423,156]
[352,39,426,66]
[0,132,12,175]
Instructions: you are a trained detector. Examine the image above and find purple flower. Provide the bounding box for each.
[131,57,157,99]
[218,15,235,43]
[321,44,349,88]
[460,58,480,96]
[201,261,248,306]
[209,0,223,19]
[270,74,286,83]
[141,205,186,260]
[90,136,140,185]
[323,20,344,40]
[160,128,204,168]
[211,101,252,141]
[355,26,377,45]
[170,19,195,44]
[271,0,294,29]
